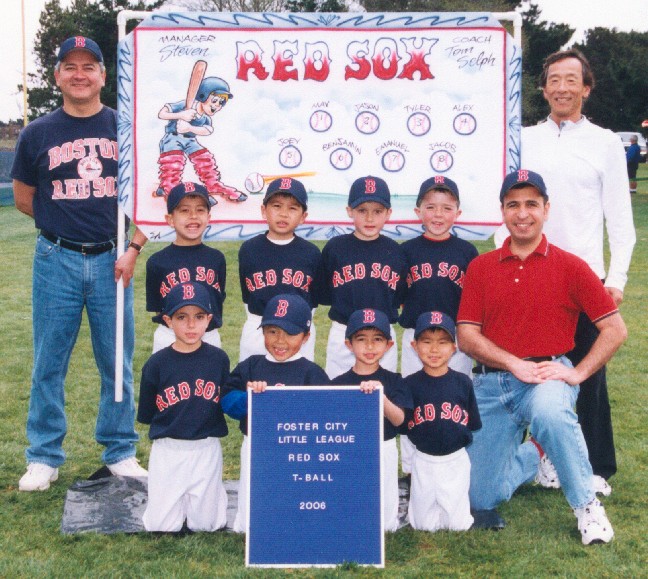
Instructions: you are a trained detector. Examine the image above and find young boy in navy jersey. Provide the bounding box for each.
[316,175,407,378]
[399,176,478,477]
[221,293,329,533]
[238,177,321,361]
[331,308,412,532]
[146,182,226,352]
[404,312,481,532]
[138,282,230,532]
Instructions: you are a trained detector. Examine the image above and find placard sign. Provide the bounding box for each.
[117,11,521,242]
[246,386,383,568]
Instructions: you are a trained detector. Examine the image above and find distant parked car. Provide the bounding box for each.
[616,131,647,162]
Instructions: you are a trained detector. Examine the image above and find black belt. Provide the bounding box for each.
[40,230,117,255]
[474,356,564,375]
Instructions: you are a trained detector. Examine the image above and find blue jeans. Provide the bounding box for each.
[26,235,138,467]
[467,357,594,510]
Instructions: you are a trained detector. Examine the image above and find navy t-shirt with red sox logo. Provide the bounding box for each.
[399,234,478,328]
[404,368,481,456]
[11,106,122,243]
[316,233,407,324]
[238,234,321,316]
[146,243,226,330]
[137,342,230,440]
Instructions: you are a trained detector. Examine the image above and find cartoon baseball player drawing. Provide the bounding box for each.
[155,60,247,205]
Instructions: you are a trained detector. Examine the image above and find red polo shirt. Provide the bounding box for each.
[457,235,618,359]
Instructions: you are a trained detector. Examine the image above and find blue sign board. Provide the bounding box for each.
[246,386,384,567]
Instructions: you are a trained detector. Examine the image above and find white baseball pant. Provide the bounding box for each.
[143,436,228,532]
[408,447,473,532]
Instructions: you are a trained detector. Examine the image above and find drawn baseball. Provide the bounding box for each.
[430,150,454,172]
[382,150,405,172]
[310,110,333,132]
[355,111,380,135]
[244,172,266,193]
[279,145,302,169]
[407,112,431,136]
[330,147,353,170]
[453,113,477,135]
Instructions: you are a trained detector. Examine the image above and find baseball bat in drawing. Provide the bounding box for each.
[185,60,208,109]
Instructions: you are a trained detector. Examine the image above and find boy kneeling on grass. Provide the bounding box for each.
[331,308,412,532]
[404,311,481,532]
[138,282,230,532]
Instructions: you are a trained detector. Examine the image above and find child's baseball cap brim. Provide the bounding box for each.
[348,175,391,209]
[163,282,212,317]
[263,178,308,209]
[414,311,456,342]
[345,309,391,340]
[259,293,312,335]
[167,182,211,213]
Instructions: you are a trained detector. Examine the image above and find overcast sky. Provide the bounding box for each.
[2,0,647,122]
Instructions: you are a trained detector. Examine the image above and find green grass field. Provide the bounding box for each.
[1,168,647,577]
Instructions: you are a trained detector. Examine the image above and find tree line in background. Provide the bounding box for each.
[20,0,648,132]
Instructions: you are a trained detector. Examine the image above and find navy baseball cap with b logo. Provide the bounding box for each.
[345,308,391,340]
[414,311,456,341]
[167,181,211,213]
[260,293,312,335]
[348,175,391,209]
[417,175,460,204]
[163,282,212,317]
[57,36,104,64]
[264,178,308,210]
[499,169,548,203]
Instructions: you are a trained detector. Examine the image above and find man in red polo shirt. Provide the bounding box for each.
[457,170,627,545]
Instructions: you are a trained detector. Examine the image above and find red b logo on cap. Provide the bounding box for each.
[518,170,529,182]
[275,299,289,317]
[434,176,445,184]
[182,284,195,300]
[362,309,376,324]
[365,178,376,194]
[430,311,443,324]
[280,178,292,190]
[184,182,195,192]
[75,37,86,48]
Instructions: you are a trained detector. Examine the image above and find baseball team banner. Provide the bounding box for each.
[117,11,521,242]
[246,386,383,567]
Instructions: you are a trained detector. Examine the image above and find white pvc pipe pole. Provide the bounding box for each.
[114,10,149,402]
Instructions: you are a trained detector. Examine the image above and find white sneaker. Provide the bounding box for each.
[592,475,612,496]
[574,498,614,545]
[107,457,148,477]
[19,463,59,491]
[535,455,561,489]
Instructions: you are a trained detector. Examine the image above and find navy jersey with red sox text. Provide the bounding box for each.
[332,367,413,440]
[146,243,226,330]
[11,106,121,242]
[238,234,321,315]
[316,233,407,324]
[399,235,478,328]
[404,369,481,456]
[137,343,230,440]
[221,355,330,435]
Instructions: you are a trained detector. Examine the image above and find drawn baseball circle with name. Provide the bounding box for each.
[407,112,431,136]
[453,113,477,135]
[309,110,333,132]
[329,147,353,170]
[244,172,265,194]
[381,149,406,172]
[279,145,302,169]
[78,156,103,180]
[429,150,454,172]
[355,111,380,135]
